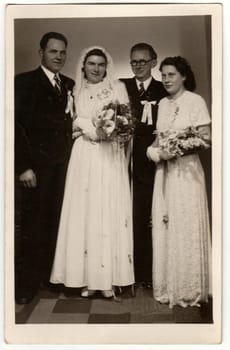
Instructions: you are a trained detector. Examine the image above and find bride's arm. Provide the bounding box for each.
[114,80,129,105]
[72,117,98,141]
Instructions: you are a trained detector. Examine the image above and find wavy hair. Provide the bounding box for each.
[159,56,196,91]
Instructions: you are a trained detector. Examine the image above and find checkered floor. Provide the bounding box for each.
[15,286,213,324]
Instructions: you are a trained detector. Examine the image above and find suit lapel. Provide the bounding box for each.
[36,67,57,95]
[37,67,68,97]
[128,77,139,99]
[146,77,157,97]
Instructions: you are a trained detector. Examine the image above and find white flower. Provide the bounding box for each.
[102,108,114,120]
[117,115,128,125]
[102,120,116,136]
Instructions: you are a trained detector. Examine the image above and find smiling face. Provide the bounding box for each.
[130,49,156,82]
[84,55,107,84]
[39,38,67,73]
[161,65,186,99]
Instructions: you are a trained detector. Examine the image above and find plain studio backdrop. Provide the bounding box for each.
[14,15,212,211]
[14,16,211,106]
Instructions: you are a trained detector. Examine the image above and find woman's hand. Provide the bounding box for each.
[72,118,99,142]
[84,126,99,142]
[197,125,211,144]
[147,146,175,162]
[72,124,83,139]
[72,129,83,139]
[159,150,175,161]
[146,146,161,163]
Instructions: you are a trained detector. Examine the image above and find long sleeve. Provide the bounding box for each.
[114,80,130,105]
[15,74,34,174]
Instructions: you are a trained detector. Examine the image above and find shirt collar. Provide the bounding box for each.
[136,76,152,91]
[41,65,60,86]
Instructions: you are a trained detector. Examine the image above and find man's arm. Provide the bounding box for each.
[15,74,37,187]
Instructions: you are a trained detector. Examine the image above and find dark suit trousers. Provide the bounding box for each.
[133,177,153,283]
[16,162,68,296]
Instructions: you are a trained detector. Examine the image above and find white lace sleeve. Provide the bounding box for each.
[190,94,211,127]
[113,80,129,105]
[73,117,94,133]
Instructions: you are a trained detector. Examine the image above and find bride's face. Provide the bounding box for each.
[84,55,107,84]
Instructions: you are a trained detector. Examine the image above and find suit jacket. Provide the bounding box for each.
[15,67,75,174]
[121,77,168,185]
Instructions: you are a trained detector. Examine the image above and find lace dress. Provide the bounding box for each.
[152,90,212,308]
[50,80,134,290]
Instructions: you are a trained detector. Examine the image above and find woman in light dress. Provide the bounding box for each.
[147,56,212,308]
[50,47,134,298]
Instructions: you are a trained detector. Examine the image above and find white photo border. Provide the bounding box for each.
[4,2,222,345]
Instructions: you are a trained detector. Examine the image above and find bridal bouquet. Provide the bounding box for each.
[92,102,135,144]
[156,126,211,157]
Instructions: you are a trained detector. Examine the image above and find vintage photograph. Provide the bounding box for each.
[5,3,222,345]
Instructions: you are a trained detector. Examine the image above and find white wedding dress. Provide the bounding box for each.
[152,90,212,308]
[50,78,134,290]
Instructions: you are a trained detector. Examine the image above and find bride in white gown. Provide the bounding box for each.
[147,56,212,308]
[50,46,134,298]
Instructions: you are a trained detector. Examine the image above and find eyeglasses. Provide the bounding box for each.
[130,58,153,67]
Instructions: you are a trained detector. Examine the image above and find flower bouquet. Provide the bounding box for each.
[156,126,211,157]
[92,102,135,144]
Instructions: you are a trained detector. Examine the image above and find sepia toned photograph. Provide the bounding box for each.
[4,2,222,345]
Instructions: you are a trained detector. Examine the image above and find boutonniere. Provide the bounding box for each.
[140,100,157,125]
[65,89,75,118]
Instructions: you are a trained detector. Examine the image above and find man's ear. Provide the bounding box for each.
[151,59,157,69]
[39,49,43,60]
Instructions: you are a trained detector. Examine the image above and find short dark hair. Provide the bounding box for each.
[40,32,68,50]
[82,48,107,79]
[83,48,107,66]
[159,56,196,91]
[130,43,157,60]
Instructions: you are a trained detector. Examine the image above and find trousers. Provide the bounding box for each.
[15,162,68,297]
[132,178,153,283]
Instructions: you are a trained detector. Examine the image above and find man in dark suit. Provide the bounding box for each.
[15,32,75,304]
[121,43,167,289]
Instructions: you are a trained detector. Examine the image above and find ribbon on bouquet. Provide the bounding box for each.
[140,100,157,125]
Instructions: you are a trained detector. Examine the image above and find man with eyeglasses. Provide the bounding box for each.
[121,43,167,290]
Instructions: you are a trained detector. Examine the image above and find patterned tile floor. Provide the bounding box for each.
[15,286,213,324]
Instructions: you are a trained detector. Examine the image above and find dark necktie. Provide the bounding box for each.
[139,82,145,97]
[54,74,61,95]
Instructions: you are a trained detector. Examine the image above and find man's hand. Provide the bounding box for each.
[19,169,37,188]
